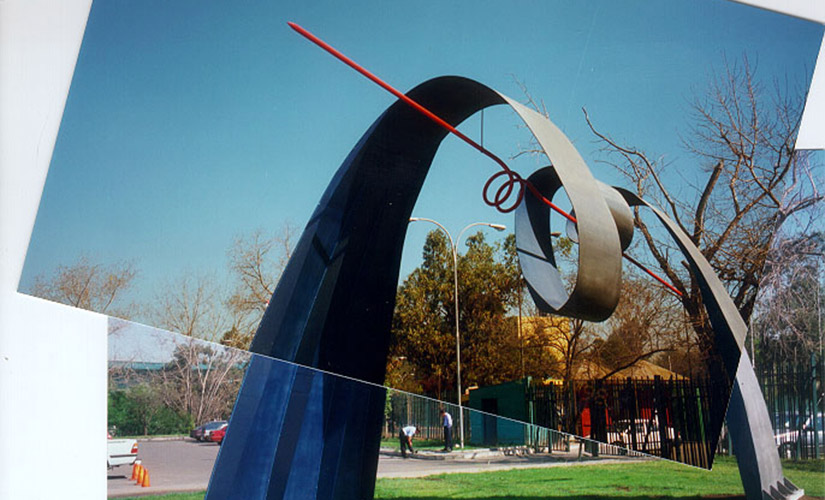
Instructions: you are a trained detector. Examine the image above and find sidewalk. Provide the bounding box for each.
[380,440,638,461]
[377,443,648,479]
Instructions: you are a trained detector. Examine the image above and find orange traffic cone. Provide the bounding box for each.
[135,464,144,485]
[141,469,150,488]
[130,460,141,480]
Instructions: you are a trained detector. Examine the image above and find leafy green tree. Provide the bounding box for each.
[389,230,523,398]
[389,230,456,398]
[122,383,163,435]
[458,233,522,387]
[107,385,191,436]
[384,356,424,394]
[107,389,133,434]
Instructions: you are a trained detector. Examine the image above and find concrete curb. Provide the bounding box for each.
[379,445,652,464]
[379,446,549,461]
[134,435,189,442]
[380,448,460,460]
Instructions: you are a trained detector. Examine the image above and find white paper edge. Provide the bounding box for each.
[0,2,822,500]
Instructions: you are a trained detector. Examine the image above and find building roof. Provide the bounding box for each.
[572,359,687,380]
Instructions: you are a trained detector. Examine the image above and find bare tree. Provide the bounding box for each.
[154,337,249,426]
[149,273,250,424]
[751,232,824,366]
[29,255,138,318]
[592,276,683,378]
[151,273,228,342]
[582,57,823,371]
[225,224,297,348]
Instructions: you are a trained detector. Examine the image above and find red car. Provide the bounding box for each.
[210,424,228,444]
[191,420,227,442]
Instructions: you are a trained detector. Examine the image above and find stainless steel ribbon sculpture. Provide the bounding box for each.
[206,24,802,500]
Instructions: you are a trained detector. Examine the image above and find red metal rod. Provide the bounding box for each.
[287,21,682,298]
[288,24,503,170]
[622,252,683,297]
[288,23,578,224]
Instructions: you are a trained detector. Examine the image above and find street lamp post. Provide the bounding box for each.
[409,217,506,449]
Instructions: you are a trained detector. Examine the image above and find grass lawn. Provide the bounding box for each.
[119,494,203,500]
[374,457,824,499]
[117,457,824,500]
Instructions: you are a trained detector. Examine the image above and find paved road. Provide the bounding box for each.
[108,439,635,498]
[377,451,634,478]
[108,439,219,497]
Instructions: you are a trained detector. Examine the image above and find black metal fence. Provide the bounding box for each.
[383,354,823,464]
[755,354,824,460]
[529,376,730,468]
[384,391,470,443]
[383,375,730,468]
[383,389,583,453]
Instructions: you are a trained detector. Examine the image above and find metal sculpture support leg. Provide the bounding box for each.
[205,355,386,499]
[728,352,803,500]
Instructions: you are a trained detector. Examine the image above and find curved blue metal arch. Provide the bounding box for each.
[208,76,511,500]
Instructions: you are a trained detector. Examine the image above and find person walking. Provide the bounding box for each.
[440,409,453,452]
[398,424,417,458]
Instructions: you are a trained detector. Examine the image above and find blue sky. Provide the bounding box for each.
[19,0,823,321]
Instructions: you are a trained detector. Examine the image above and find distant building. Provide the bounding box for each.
[108,360,166,389]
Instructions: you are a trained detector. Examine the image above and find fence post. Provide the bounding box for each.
[812,354,820,460]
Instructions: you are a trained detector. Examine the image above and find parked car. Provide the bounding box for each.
[774,413,824,459]
[107,432,138,469]
[210,425,227,445]
[191,420,228,442]
[607,418,679,454]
